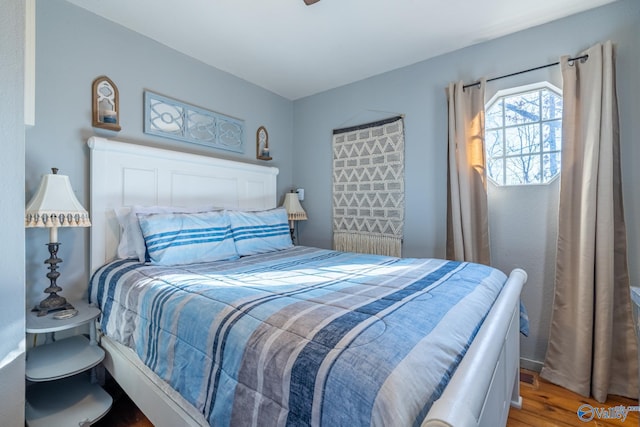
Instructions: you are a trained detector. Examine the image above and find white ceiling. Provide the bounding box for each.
[65,0,617,100]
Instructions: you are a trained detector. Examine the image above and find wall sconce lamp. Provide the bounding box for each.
[25,168,91,316]
[282,190,307,244]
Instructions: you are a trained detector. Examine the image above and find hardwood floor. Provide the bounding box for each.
[507,370,639,427]
[95,369,638,426]
[93,378,152,427]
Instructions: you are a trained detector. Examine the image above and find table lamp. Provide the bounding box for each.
[283,191,307,244]
[25,168,91,316]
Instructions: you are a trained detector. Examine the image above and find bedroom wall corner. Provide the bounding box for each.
[0,0,27,423]
[25,0,295,309]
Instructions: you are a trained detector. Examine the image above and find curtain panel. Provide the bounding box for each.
[332,116,405,257]
[446,80,491,265]
[541,41,638,401]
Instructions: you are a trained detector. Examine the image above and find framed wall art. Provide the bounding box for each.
[143,91,244,154]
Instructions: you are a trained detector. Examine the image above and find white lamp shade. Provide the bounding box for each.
[25,170,91,229]
[283,192,307,221]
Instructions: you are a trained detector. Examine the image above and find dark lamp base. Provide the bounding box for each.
[33,241,75,316]
[33,295,75,317]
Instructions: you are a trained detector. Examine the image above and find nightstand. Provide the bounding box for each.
[25,299,112,427]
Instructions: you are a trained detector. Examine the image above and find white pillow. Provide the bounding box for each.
[115,205,217,262]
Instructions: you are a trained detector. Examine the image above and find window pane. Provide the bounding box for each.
[486,129,503,157]
[505,124,540,155]
[542,89,563,120]
[486,100,503,129]
[543,152,561,182]
[504,91,540,125]
[506,155,541,185]
[487,157,504,184]
[542,120,562,152]
[484,83,562,186]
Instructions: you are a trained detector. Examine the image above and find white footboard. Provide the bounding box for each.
[422,268,527,427]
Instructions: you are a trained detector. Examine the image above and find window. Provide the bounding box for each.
[485,83,562,185]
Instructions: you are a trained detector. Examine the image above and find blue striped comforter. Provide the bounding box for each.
[89,246,507,426]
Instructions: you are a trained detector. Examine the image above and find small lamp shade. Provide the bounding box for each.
[282,192,307,244]
[25,168,90,241]
[25,168,90,316]
[283,192,307,221]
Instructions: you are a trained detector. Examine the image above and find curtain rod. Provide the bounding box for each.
[463,54,589,90]
[333,115,403,135]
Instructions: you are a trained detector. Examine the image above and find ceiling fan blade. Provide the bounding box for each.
[304,0,320,5]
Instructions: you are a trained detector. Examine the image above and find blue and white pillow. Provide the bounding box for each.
[138,211,238,266]
[228,207,293,256]
[115,204,217,262]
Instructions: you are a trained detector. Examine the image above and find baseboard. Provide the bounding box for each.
[510,395,523,409]
[520,357,543,372]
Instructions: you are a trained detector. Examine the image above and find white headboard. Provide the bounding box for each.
[87,136,279,274]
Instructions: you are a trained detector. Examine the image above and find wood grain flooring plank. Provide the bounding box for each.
[508,370,639,427]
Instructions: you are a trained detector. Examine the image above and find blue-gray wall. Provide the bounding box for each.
[25,0,295,308]
[0,0,26,423]
[292,0,640,368]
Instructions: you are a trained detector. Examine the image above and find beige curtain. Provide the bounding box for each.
[541,41,638,402]
[446,80,491,265]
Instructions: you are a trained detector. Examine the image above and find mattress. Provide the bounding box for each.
[89,246,508,426]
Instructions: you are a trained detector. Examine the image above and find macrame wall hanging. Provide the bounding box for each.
[332,116,405,257]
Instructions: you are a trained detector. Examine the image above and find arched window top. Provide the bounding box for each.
[485,82,562,186]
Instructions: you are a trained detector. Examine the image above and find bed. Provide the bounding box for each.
[87,136,526,427]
